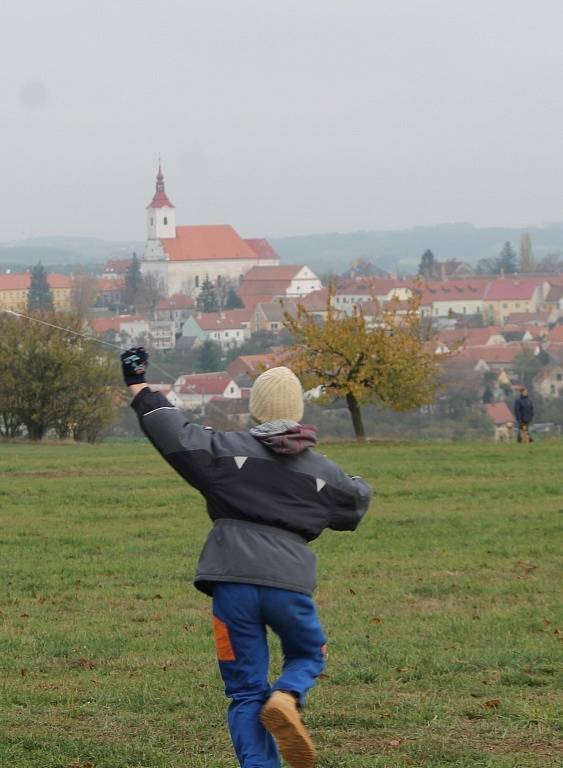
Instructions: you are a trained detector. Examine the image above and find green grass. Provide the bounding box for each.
[0,438,562,767]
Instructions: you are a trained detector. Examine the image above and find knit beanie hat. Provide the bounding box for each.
[249,366,304,424]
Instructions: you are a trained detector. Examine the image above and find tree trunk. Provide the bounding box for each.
[25,422,45,440]
[346,392,366,442]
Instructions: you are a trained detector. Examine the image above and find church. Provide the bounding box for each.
[141,165,280,297]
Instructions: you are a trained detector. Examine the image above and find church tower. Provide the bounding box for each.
[146,163,176,240]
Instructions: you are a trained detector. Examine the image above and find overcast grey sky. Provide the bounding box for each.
[2,0,563,242]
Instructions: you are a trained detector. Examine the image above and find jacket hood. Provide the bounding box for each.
[249,419,317,455]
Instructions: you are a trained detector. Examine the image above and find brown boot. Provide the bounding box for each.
[260,690,316,768]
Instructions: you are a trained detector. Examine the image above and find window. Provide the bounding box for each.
[550,384,555,394]
[463,307,466,313]
[515,303,520,308]
[230,386,235,394]
[195,276,199,288]
[502,303,508,308]
[557,373,562,382]
[271,322,278,329]
[150,217,154,225]
[163,216,168,225]
[225,331,229,337]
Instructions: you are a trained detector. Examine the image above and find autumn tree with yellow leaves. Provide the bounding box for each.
[283,290,442,441]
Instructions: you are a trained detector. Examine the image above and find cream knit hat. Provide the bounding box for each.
[249,366,304,424]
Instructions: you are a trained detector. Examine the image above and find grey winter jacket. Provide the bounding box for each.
[131,388,372,596]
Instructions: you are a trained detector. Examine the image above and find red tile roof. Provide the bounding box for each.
[335,277,407,296]
[299,288,328,311]
[89,317,121,333]
[438,327,504,348]
[548,325,563,342]
[357,299,381,316]
[484,278,542,301]
[97,277,124,291]
[156,293,195,310]
[178,373,232,395]
[240,282,293,299]
[243,238,280,261]
[418,279,490,304]
[485,402,514,424]
[102,258,132,274]
[505,311,551,325]
[241,265,303,282]
[89,314,147,334]
[457,344,523,364]
[0,272,71,290]
[195,308,252,330]
[161,225,258,262]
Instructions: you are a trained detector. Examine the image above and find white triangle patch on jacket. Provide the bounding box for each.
[316,478,326,492]
[234,456,248,470]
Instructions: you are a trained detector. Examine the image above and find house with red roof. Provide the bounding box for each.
[174,372,241,410]
[483,278,549,324]
[455,343,526,374]
[96,277,124,308]
[418,279,490,319]
[88,313,175,350]
[141,165,279,297]
[332,277,411,314]
[251,300,297,333]
[153,293,195,330]
[0,272,71,312]
[101,258,132,280]
[238,265,322,309]
[182,308,253,349]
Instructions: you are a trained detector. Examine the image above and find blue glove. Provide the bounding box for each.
[120,347,149,386]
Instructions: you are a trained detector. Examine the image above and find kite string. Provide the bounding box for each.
[0,308,178,383]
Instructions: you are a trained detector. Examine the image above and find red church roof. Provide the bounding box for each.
[161,225,259,262]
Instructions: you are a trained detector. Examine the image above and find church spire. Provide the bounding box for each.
[147,161,175,209]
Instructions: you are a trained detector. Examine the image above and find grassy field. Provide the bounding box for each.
[0,438,562,768]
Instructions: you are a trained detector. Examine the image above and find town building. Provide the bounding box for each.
[174,372,241,410]
[238,265,322,309]
[0,272,71,312]
[419,279,490,319]
[153,293,195,331]
[141,165,279,296]
[483,278,549,324]
[332,278,411,314]
[533,364,563,398]
[181,308,252,350]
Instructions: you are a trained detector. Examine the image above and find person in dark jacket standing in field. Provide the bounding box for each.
[121,348,372,768]
[514,387,534,443]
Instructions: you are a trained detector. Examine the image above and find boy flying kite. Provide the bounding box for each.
[121,347,372,768]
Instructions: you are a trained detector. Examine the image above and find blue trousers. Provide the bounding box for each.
[212,582,326,768]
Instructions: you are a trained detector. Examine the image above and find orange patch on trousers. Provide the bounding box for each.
[212,616,236,662]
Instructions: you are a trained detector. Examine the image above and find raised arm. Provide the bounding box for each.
[121,348,214,494]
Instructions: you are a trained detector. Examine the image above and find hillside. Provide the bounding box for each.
[271,221,563,275]
[3,222,563,275]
